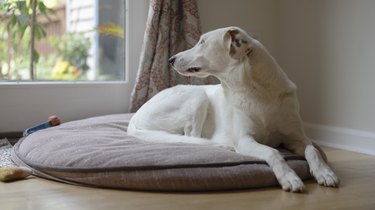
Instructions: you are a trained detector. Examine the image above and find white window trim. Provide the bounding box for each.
[0,0,149,132]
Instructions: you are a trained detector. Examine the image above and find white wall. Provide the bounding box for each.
[198,0,375,154]
[277,0,375,132]
[198,0,279,56]
[277,0,375,154]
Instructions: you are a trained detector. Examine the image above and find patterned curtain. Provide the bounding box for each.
[129,0,217,112]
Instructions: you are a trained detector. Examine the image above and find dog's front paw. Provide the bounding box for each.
[311,166,340,187]
[278,173,305,193]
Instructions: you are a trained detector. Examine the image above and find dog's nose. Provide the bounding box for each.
[169,56,176,66]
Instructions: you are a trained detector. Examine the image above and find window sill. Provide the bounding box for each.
[0,80,129,88]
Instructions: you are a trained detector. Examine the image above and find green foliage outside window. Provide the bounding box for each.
[0,0,53,80]
[1,0,125,81]
[47,33,91,80]
[0,0,92,81]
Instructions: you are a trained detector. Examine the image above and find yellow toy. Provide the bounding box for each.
[0,166,32,182]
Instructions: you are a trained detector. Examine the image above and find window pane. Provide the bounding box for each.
[0,0,126,81]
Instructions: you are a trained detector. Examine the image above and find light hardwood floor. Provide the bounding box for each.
[1,147,375,210]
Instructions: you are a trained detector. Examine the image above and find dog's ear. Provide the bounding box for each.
[225,28,253,60]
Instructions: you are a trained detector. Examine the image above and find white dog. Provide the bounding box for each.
[128,26,339,192]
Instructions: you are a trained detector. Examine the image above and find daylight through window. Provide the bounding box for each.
[0,0,126,81]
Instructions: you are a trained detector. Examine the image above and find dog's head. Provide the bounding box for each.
[169,26,256,77]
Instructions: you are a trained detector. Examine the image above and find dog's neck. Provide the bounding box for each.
[216,42,295,104]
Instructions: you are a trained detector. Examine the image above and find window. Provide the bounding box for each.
[0,0,126,81]
[0,0,148,133]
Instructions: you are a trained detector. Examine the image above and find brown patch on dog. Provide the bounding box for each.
[245,48,253,55]
[229,29,240,37]
[228,29,252,58]
[230,45,237,56]
[278,91,294,100]
[234,39,241,47]
[229,30,240,41]
[228,29,242,56]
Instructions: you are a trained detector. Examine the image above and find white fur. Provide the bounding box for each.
[128,26,339,192]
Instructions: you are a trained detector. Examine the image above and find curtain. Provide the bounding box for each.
[129,0,217,112]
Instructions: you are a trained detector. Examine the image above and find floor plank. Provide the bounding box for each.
[1,147,375,210]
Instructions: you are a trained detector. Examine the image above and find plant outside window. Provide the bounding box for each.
[0,0,125,82]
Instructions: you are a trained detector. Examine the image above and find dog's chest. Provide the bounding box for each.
[206,86,284,146]
[229,91,277,119]
[229,94,283,146]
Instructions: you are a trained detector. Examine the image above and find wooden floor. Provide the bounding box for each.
[1,147,375,210]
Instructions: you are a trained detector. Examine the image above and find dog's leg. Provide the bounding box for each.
[128,123,235,150]
[236,137,305,192]
[305,143,340,187]
[184,97,209,137]
[283,135,340,187]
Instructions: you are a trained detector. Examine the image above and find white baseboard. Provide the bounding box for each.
[304,123,375,156]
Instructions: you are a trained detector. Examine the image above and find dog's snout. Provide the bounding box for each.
[169,56,176,66]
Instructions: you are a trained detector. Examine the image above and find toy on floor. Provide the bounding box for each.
[23,115,61,136]
[0,166,32,182]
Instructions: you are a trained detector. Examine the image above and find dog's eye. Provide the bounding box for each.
[199,39,205,45]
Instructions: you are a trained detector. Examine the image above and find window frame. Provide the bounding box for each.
[0,0,149,132]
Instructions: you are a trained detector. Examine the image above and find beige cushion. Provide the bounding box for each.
[12,114,312,191]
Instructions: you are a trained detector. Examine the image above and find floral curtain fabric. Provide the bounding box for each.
[129,0,217,112]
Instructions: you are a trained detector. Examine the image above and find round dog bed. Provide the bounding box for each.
[12,114,314,191]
